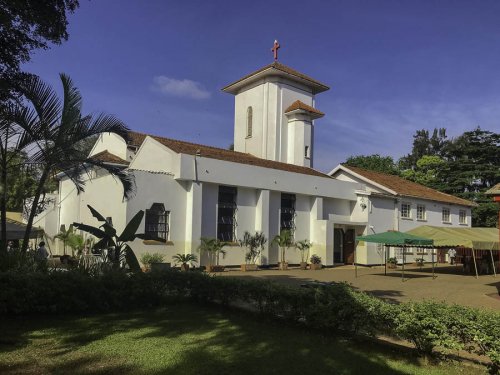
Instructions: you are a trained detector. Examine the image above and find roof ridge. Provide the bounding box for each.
[342,165,474,206]
[127,130,330,178]
[128,130,258,158]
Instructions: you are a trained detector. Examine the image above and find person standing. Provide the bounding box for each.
[448,248,457,265]
[36,241,49,261]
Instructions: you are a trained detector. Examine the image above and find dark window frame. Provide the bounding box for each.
[145,203,170,241]
[217,186,237,242]
[280,193,296,237]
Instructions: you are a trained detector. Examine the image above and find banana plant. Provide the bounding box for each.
[73,205,143,272]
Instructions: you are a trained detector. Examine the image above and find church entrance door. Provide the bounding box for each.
[343,229,355,264]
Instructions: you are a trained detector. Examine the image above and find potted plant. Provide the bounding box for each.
[387,257,398,269]
[272,229,294,270]
[172,253,197,271]
[239,231,267,271]
[140,252,166,272]
[198,238,226,272]
[415,257,425,270]
[295,239,312,270]
[309,254,322,270]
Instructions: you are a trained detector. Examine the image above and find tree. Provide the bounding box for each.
[3,73,135,252]
[73,205,142,272]
[344,154,399,175]
[401,155,446,191]
[0,0,80,75]
[439,128,499,227]
[399,128,448,170]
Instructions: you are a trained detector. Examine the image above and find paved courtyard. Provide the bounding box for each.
[221,264,500,310]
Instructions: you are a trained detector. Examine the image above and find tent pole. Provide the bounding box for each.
[489,249,496,278]
[432,247,435,279]
[384,245,387,276]
[402,246,405,282]
[472,248,478,279]
[355,246,357,278]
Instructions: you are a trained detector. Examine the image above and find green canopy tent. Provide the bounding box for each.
[355,231,434,281]
[407,226,499,278]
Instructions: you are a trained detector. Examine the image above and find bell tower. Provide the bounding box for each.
[222,41,329,168]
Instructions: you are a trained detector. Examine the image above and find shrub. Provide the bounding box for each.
[0,269,498,372]
[140,253,165,270]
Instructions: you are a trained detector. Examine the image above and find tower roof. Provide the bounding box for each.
[222,62,330,95]
[285,100,324,119]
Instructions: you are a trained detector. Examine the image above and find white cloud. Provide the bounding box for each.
[151,76,211,99]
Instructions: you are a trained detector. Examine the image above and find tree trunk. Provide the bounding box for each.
[0,160,7,255]
[0,137,7,256]
[21,167,50,253]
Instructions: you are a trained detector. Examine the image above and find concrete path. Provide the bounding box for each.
[220,264,500,310]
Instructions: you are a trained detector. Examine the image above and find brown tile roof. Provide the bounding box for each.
[342,165,475,207]
[222,62,329,93]
[285,100,324,117]
[127,131,330,178]
[90,150,129,165]
[486,183,500,195]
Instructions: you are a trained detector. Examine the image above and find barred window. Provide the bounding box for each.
[217,186,237,241]
[280,193,296,237]
[416,204,426,220]
[459,210,467,224]
[442,207,451,223]
[401,203,411,219]
[145,203,170,241]
[246,106,253,137]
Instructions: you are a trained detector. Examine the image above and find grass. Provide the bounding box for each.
[0,303,487,375]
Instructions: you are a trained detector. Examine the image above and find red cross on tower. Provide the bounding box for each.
[271,40,280,61]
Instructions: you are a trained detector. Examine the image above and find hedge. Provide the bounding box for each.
[0,269,498,373]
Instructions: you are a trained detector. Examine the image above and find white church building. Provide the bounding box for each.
[35,57,474,266]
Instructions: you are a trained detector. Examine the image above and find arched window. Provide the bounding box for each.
[246,106,253,138]
[145,203,170,241]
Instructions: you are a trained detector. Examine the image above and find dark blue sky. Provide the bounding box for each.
[24,0,500,171]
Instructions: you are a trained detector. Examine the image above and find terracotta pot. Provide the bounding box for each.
[388,263,397,269]
[310,263,322,270]
[278,262,288,270]
[180,263,190,272]
[241,264,258,272]
[300,262,308,270]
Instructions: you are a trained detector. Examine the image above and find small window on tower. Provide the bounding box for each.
[305,146,310,158]
[246,106,253,138]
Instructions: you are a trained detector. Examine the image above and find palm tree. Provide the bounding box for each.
[272,229,294,270]
[198,237,226,269]
[295,239,312,267]
[0,105,42,254]
[3,73,134,252]
[54,225,74,256]
[172,253,198,271]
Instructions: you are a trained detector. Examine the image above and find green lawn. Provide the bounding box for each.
[0,304,486,375]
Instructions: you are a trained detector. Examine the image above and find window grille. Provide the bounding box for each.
[280,193,296,237]
[416,204,426,220]
[459,210,467,224]
[145,203,170,241]
[442,207,451,223]
[401,203,411,219]
[217,186,237,241]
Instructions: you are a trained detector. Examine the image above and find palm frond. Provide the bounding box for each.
[15,74,61,129]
